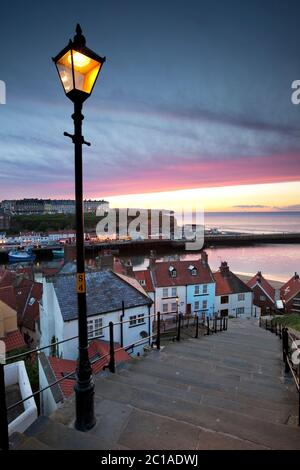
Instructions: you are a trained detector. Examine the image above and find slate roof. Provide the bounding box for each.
[51,270,152,322]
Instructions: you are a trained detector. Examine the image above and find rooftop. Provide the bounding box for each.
[247,271,276,301]
[51,270,152,322]
[213,262,252,296]
[150,254,214,288]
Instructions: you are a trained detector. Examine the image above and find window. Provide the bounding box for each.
[236,307,244,315]
[194,301,200,310]
[87,317,103,339]
[139,279,146,287]
[220,309,228,317]
[202,300,207,309]
[163,304,168,313]
[191,269,197,276]
[203,284,208,294]
[171,303,177,311]
[238,293,245,301]
[221,295,229,304]
[171,270,177,278]
[163,288,168,297]
[138,314,145,324]
[260,295,266,301]
[194,285,200,295]
[171,287,177,297]
[129,315,137,326]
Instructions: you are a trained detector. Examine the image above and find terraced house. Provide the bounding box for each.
[135,251,216,319]
[214,262,253,317]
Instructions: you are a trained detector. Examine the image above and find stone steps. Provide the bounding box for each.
[10,317,300,450]
[93,374,300,449]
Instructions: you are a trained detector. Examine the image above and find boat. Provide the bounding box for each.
[52,248,65,258]
[8,247,36,262]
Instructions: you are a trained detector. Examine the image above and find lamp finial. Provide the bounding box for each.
[73,24,86,48]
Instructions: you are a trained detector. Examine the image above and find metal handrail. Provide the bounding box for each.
[0,310,229,450]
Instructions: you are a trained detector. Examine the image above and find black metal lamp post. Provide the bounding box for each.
[53,24,105,431]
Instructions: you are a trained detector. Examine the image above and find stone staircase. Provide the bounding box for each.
[11,317,300,450]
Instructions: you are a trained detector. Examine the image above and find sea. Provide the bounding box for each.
[2,212,300,284]
[130,212,300,283]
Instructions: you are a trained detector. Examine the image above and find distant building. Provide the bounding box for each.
[0,198,109,215]
[0,209,10,230]
[213,262,253,317]
[0,297,26,354]
[247,271,276,315]
[281,272,300,314]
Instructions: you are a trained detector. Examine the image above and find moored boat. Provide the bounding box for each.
[52,248,65,258]
[8,248,36,262]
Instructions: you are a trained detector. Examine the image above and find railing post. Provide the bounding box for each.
[156,312,161,350]
[298,363,300,427]
[177,313,182,341]
[207,317,210,335]
[108,322,115,373]
[0,363,9,450]
[282,328,289,374]
[214,317,217,334]
[195,315,199,339]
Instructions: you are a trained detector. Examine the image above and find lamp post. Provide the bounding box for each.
[53,25,105,431]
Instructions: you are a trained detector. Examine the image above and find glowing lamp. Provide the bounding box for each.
[53,24,105,102]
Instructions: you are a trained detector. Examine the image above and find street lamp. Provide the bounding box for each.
[53,24,105,432]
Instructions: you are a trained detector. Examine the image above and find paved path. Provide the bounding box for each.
[12,317,300,450]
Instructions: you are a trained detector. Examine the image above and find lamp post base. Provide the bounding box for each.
[74,379,96,432]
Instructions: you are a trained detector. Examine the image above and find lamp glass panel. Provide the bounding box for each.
[56,49,102,95]
[56,51,74,93]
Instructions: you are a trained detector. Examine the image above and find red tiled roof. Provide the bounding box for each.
[48,340,130,398]
[247,272,275,301]
[151,259,214,287]
[281,274,300,302]
[1,330,26,353]
[214,270,252,296]
[134,270,155,292]
[0,286,17,310]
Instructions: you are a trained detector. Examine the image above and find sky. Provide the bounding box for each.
[0,0,300,212]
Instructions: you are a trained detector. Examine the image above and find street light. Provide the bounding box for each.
[53,24,105,432]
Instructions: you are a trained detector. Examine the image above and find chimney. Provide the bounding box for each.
[256,271,262,283]
[294,272,299,280]
[220,261,230,276]
[201,251,208,265]
[149,250,156,271]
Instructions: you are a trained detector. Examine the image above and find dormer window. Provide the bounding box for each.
[169,266,177,278]
[188,265,197,276]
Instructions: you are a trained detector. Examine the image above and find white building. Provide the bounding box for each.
[4,361,37,435]
[213,262,253,317]
[39,270,153,361]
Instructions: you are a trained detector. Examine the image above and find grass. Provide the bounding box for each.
[274,314,300,333]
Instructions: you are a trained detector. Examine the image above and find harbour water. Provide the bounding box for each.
[130,244,300,282]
